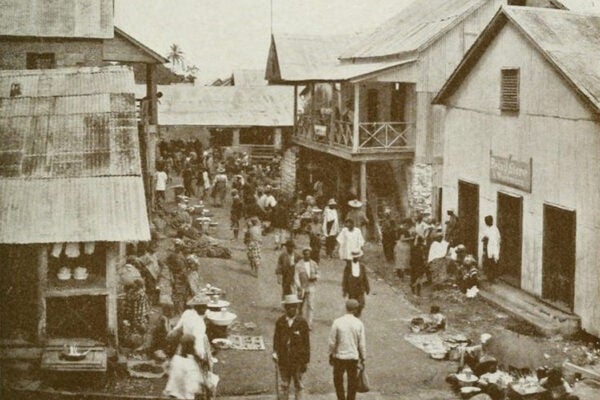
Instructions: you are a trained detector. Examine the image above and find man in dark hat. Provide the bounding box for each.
[273,294,310,400]
[276,240,300,297]
[328,299,367,400]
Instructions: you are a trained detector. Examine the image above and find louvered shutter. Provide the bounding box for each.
[501,68,520,112]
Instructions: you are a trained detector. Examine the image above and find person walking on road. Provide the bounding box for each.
[294,247,320,330]
[328,299,367,400]
[276,240,300,297]
[245,217,262,277]
[336,219,365,262]
[342,251,370,317]
[380,208,398,263]
[322,198,340,258]
[273,294,310,400]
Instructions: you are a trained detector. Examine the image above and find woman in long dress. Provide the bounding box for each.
[395,219,414,280]
[211,167,228,207]
[245,217,262,276]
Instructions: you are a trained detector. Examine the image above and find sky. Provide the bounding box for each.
[114,0,412,84]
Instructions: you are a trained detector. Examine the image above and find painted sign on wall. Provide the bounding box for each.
[490,152,532,193]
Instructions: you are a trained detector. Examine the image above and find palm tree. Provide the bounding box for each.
[166,44,185,72]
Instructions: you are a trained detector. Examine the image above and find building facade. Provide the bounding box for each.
[434,6,600,336]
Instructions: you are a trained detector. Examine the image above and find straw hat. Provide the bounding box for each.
[281,294,302,305]
[348,199,363,208]
[217,167,226,173]
[327,198,337,206]
[301,246,312,253]
[351,250,362,257]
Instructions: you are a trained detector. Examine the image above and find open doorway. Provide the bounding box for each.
[497,192,523,287]
[458,180,479,257]
[542,204,576,311]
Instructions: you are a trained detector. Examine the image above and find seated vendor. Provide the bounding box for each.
[410,305,447,333]
[458,254,479,293]
[462,333,496,376]
[540,368,579,400]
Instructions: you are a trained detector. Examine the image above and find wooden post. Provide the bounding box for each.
[145,63,158,214]
[146,64,158,124]
[360,161,367,205]
[232,128,240,148]
[106,243,119,347]
[273,127,282,151]
[353,84,360,153]
[37,245,48,343]
[293,85,298,136]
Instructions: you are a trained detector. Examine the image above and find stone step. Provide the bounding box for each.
[479,281,580,337]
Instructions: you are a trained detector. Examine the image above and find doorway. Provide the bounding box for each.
[458,180,479,257]
[542,204,576,311]
[497,192,523,287]
[391,84,406,123]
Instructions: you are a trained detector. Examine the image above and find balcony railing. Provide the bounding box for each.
[295,115,414,154]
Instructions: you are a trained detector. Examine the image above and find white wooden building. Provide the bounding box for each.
[434,6,600,336]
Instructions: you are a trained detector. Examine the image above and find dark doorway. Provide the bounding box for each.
[458,180,479,257]
[0,245,39,342]
[391,84,406,123]
[497,192,523,287]
[367,89,378,122]
[542,204,576,311]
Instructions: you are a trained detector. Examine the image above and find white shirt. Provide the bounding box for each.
[171,309,206,358]
[328,313,367,360]
[286,316,296,327]
[482,225,501,261]
[155,171,168,191]
[350,261,360,277]
[303,261,311,276]
[336,227,365,260]
[163,354,202,400]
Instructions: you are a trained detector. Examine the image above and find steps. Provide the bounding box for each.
[248,145,275,164]
[479,281,580,337]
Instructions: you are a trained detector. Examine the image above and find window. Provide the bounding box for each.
[501,68,520,112]
[26,53,56,69]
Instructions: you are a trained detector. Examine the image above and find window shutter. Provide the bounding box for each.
[501,68,520,112]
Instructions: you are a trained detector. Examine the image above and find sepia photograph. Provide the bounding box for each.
[0,1,599,399]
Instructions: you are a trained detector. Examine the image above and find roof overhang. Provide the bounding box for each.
[103,27,169,64]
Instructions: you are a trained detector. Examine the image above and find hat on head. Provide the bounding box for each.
[455,244,466,252]
[281,294,302,305]
[284,240,295,248]
[447,208,455,214]
[187,293,210,306]
[265,185,272,192]
[302,246,312,253]
[384,207,392,215]
[348,199,363,208]
[173,238,185,247]
[217,167,226,173]
[328,198,337,206]
[346,299,360,312]
[464,254,477,265]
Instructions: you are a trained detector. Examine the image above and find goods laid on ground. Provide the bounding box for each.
[227,335,266,351]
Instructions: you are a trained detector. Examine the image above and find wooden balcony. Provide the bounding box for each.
[293,115,415,161]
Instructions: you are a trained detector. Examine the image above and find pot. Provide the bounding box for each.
[460,386,481,399]
[206,310,236,326]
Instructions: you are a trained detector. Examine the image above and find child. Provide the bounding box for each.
[164,335,203,400]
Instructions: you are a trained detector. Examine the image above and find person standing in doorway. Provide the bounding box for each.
[294,247,319,330]
[322,198,340,258]
[342,251,370,317]
[328,299,366,400]
[276,240,300,297]
[380,208,398,263]
[273,294,310,400]
[481,215,501,283]
[445,209,460,247]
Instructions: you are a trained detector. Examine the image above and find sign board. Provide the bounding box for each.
[490,152,532,193]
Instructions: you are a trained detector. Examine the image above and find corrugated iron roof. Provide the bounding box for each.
[232,69,267,86]
[550,0,600,12]
[0,0,114,39]
[0,177,150,243]
[266,33,414,82]
[339,0,487,60]
[0,66,149,243]
[434,6,600,113]
[142,84,294,127]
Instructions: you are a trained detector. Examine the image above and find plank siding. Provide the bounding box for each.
[441,23,600,336]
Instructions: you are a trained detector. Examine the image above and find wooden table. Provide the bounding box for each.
[41,344,107,387]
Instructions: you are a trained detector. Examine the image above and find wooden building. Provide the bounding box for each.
[0,66,150,348]
[266,0,517,229]
[434,6,600,336]
[146,72,294,163]
[0,0,169,210]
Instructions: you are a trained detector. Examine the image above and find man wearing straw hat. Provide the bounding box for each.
[273,294,310,400]
[294,247,320,330]
[346,199,369,240]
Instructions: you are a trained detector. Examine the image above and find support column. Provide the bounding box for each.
[37,245,48,343]
[232,128,240,148]
[273,127,282,151]
[145,63,158,213]
[293,85,298,136]
[106,243,119,347]
[360,161,367,205]
[353,84,360,152]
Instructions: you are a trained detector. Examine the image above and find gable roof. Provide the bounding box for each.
[138,84,294,127]
[103,27,169,64]
[433,6,600,114]
[0,0,113,39]
[0,66,150,243]
[265,33,413,83]
[550,0,600,12]
[339,0,488,60]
